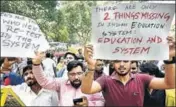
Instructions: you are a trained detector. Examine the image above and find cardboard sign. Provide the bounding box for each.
[1,12,50,58]
[91,2,175,60]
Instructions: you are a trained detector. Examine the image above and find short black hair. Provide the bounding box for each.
[22,65,32,76]
[131,61,139,67]
[64,52,77,60]
[27,58,33,65]
[46,52,51,58]
[139,62,164,77]
[67,60,84,72]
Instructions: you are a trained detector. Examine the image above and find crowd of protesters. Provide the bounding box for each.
[1,38,175,106]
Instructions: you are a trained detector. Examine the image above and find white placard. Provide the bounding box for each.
[91,2,175,60]
[1,12,50,58]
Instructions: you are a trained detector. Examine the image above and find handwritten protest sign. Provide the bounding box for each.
[1,12,50,58]
[91,2,175,60]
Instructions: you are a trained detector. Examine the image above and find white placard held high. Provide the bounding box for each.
[1,12,50,58]
[91,2,175,60]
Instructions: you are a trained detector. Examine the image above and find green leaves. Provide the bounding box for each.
[1,1,97,44]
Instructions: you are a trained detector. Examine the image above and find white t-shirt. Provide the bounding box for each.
[42,58,56,78]
[2,83,59,106]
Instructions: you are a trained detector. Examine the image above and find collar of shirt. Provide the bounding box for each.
[66,80,71,85]
[111,72,135,81]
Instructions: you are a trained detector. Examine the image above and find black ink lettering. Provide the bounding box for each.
[32,44,40,50]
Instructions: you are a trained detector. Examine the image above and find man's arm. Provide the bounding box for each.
[81,71,102,94]
[149,36,175,89]
[32,65,63,91]
[81,45,102,94]
[149,62,175,89]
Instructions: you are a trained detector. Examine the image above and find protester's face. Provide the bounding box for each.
[130,63,138,73]
[78,49,82,54]
[66,54,75,64]
[23,69,37,86]
[113,60,131,76]
[68,66,84,89]
[95,60,104,73]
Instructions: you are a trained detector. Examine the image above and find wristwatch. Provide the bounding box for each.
[164,57,176,64]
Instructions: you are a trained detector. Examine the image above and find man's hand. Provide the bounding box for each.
[74,96,88,107]
[1,58,17,72]
[32,51,43,65]
[84,45,96,69]
[167,36,175,59]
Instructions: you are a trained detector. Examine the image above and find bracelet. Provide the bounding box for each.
[164,57,176,64]
[33,64,40,66]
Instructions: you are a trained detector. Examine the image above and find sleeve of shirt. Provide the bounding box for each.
[138,74,153,88]
[88,92,105,106]
[95,75,106,91]
[32,65,64,91]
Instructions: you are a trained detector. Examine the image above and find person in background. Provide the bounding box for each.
[1,60,59,106]
[42,52,57,78]
[109,61,115,75]
[56,56,65,71]
[94,59,106,80]
[140,62,165,107]
[32,56,105,106]
[103,60,110,76]
[57,52,77,79]
[1,58,24,86]
[157,60,165,73]
[77,48,84,59]
[130,61,139,74]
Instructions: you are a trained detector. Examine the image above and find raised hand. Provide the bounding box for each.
[1,58,17,71]
[32,51,43,65]
[84,45,96,69]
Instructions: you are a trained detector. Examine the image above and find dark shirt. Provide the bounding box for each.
[94,71,106,80]
[144,89,165,107]
[96,73,153,106]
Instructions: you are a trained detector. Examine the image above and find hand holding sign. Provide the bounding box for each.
[84,45,96,70]
[32,51,43,65]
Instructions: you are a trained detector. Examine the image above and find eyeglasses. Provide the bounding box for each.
[68,72,83,77]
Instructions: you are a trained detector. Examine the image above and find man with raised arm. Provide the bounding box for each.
[81,36,175,106]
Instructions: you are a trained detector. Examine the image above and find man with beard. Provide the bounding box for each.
[81,36,175,106]
[32,59,105,106]
[1,60,58,106]
[94,59,106,80]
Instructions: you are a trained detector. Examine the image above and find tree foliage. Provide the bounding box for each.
[1,1,98,45]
